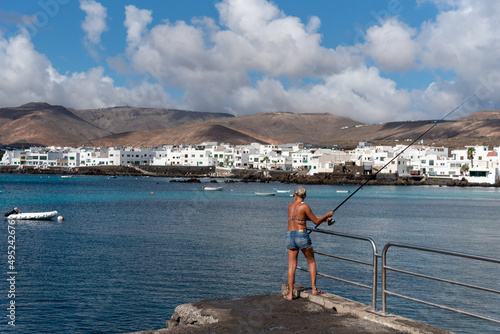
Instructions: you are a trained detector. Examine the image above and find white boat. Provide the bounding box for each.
[61,175,73,178]
[255,192,275,196]
[5,210,58,220]
[275,189,291,193]
[336,190,350,193]
[203,186,223,191]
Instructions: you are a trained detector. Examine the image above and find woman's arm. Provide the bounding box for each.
[303,205,334,226]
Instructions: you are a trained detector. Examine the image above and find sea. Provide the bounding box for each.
[0,173,498,334]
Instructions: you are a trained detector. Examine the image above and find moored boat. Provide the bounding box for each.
[203,186,223,191]
[275,189,291,194]
[255,192,275,196]
[4,208,58,220]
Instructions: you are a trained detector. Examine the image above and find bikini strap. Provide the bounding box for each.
[288,202,305,222]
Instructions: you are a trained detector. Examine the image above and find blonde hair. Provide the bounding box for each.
[294,186,306,199]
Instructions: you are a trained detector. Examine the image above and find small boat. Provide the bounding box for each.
[275,189,291,194]
[336,190,350,193]
[203,186,223,191]
[61,175,73,178]
[4,208,58,220]
[255,192,276,196]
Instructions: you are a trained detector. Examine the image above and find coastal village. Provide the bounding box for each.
[1,141,499,184]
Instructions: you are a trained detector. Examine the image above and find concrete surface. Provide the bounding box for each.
[126,284,453,334]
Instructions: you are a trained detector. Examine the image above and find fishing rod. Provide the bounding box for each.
[318,95,476,229]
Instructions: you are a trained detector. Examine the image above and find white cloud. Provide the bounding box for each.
[124,5,152,49]
[413,0,500,114]
[80,0,108,58]
[229,67,414,123]
[0,34,53,104]
[364,18,420,71]
[0,33,173,109]
[122,0,359,116]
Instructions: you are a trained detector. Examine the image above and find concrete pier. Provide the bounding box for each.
[127,284,453,334]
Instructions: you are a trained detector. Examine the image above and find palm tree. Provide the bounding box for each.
[460,164,469,175]
[261,156,270,169]
[467,147,475,168]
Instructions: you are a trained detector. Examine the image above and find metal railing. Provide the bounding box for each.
[295,229,500,327]
[298,228,379,310]
[382,242,500,325]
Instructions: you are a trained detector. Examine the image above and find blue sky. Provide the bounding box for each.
[0,0,499,123]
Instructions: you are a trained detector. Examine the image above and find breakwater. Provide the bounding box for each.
[128,284,452,334]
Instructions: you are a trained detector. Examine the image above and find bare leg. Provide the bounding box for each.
[301,246,322,294]
[286,249,299,300]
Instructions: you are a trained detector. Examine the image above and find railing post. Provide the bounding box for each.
[372,252,379,311]
[382,246,387,314]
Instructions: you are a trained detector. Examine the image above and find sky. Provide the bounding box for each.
[0,0,499,123]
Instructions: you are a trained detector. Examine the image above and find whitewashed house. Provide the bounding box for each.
[152,146,183,166]
[182,146,215,166]
[0,150,22,165]
[24,148,63,167]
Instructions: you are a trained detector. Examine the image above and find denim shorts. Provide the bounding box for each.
[286,230,312,250]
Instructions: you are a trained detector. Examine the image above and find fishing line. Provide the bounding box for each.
[317,94,476,229]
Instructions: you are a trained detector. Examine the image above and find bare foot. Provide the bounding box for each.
[312,289,323,295]
[283,295,293,301]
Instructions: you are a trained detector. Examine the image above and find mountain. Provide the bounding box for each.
[70,106,234,133]
[0,102,110,147]
[326,111,500,148]
[1,102,500,149]
[88,123,278,147]
[87,110,500,149]
[0,103,233,147]
[88,112,363,147]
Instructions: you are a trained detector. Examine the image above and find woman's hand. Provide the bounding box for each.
[325,212,334,224]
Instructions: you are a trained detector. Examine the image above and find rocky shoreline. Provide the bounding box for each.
[1,165,498,187]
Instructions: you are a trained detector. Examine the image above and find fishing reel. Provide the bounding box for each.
[312,217,335,232]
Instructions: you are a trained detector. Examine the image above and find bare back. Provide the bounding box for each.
[287,199,309,231]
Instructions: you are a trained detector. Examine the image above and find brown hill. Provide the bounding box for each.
[457,110,500,121]
[327,111,500,149]
[71,106,234,133]
[86,110,500,149]
[88,123,278,147]
[0,102,110,146]
[86,112,363,146]
[0,103,234,147]
[1,102,500,149]
[202,112,363,144]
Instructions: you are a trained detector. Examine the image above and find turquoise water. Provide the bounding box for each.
[0,174,499,333]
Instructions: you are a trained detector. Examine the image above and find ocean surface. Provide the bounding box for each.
[0,173,498,334]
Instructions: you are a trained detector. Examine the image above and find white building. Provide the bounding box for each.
[2,142,499,184]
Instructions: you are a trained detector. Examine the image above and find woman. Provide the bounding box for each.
[285,186,334,300]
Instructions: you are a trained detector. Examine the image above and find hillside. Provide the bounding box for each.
[88,123,278,147]
[0,103,234,147]
[87,112,364,147]
[71,106,234,133]
[87,110,500,149]
[1,102,500,149]
[0,102,110,146]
